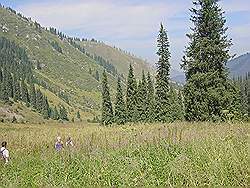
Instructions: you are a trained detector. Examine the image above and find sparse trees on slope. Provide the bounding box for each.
[155,23,171,122]
[101,71,113,125]
[114,77,126,125]
[76,110,81,120]
[182,0,241,121]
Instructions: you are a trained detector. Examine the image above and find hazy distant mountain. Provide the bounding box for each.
[227,53,250,77]
[170,69,185,84]
[171,53,250,84]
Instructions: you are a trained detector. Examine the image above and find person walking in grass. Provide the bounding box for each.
[65,137,74,148]
[1,141,9,164]
[55,136,64,151]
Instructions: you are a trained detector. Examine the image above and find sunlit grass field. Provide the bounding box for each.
[0,122,249,187]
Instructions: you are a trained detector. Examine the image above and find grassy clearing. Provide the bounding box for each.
[0,122,249,187]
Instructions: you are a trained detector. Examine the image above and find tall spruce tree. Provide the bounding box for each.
[0,83,9,102]
[126,64,138,122]
[169,86,184,121]
[136,71,147,122]
[13,75,21,101]
[59,105,69,121]
[155,23,171,122]
[53,106,59,120]
[36,89,44,113]
[146,72,155,122]
[114,77,126,125]
[182,0,241,121]
[4,70,13,98]
[30,83,37,108]
[42,96,50,119]
[101,71,114,125]
[21,80,30,106]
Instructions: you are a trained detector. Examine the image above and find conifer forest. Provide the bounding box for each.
[0,0,249,187]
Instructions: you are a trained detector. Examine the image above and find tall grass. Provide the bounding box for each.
[0,122,249,187]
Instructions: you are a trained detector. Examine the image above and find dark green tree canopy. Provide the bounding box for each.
[182,0,240,121]
[101,71,114,125]
[155,23,172,122]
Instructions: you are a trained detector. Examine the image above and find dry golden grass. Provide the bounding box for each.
[0,121,249,187]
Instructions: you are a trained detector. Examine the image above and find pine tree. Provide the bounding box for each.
[169,86,184,121]
[136,71,147,122]
[126,64,138,122]
[155,23,171,122]
[4,70,13,98]
[42,96,50,119]
[177,90,185,120]
[101,71,113,125]
[114,77,126,125]
[36,89,44,112]
[95,70,100,81]
[146,72,155,122]
[21,80,30,106]
[182,0,241,121]
[53,106,59,120]
[0,83,9,102]
[59,105,69,121]
[76,110,81,120]
[13,75,21,101]
[30,83,37,108]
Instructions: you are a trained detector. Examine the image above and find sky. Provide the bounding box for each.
[1,0,249,71]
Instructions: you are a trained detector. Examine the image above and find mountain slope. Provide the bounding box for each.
[0,6,153,118]
[79,41,153,78]
[227,53,250,77]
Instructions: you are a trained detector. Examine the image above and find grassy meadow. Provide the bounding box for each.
[0,121,249,187]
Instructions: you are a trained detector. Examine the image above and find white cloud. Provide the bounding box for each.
[16,0,249,71]
[18,0,188,39]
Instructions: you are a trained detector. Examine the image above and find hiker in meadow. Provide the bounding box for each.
[55,136,64,151]
[65,137,74,148]
[1,141,9,164]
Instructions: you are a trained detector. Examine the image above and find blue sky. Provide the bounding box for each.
[1,0,249,71]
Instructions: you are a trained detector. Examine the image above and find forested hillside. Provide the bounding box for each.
[0,5,153,121]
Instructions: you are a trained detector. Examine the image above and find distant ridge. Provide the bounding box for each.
[227,53,250,77]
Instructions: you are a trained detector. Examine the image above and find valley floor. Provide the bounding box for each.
[0,122,249,187]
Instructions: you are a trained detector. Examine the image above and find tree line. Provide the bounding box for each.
[101,0,249,125]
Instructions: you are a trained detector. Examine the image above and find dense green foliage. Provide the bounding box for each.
[126,64,138,122]
[155,24,172,122]
[0,36,68,120]
[93,54,117,76]
[182,0,241,121]
[114,77,126,125]
[49,40,63,54]
[101,71,113,125]
[234,72,250,120]
[145,72,155,122]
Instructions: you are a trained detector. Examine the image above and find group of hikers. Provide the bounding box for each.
[55,136,75,151]
[1,136,75,164]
